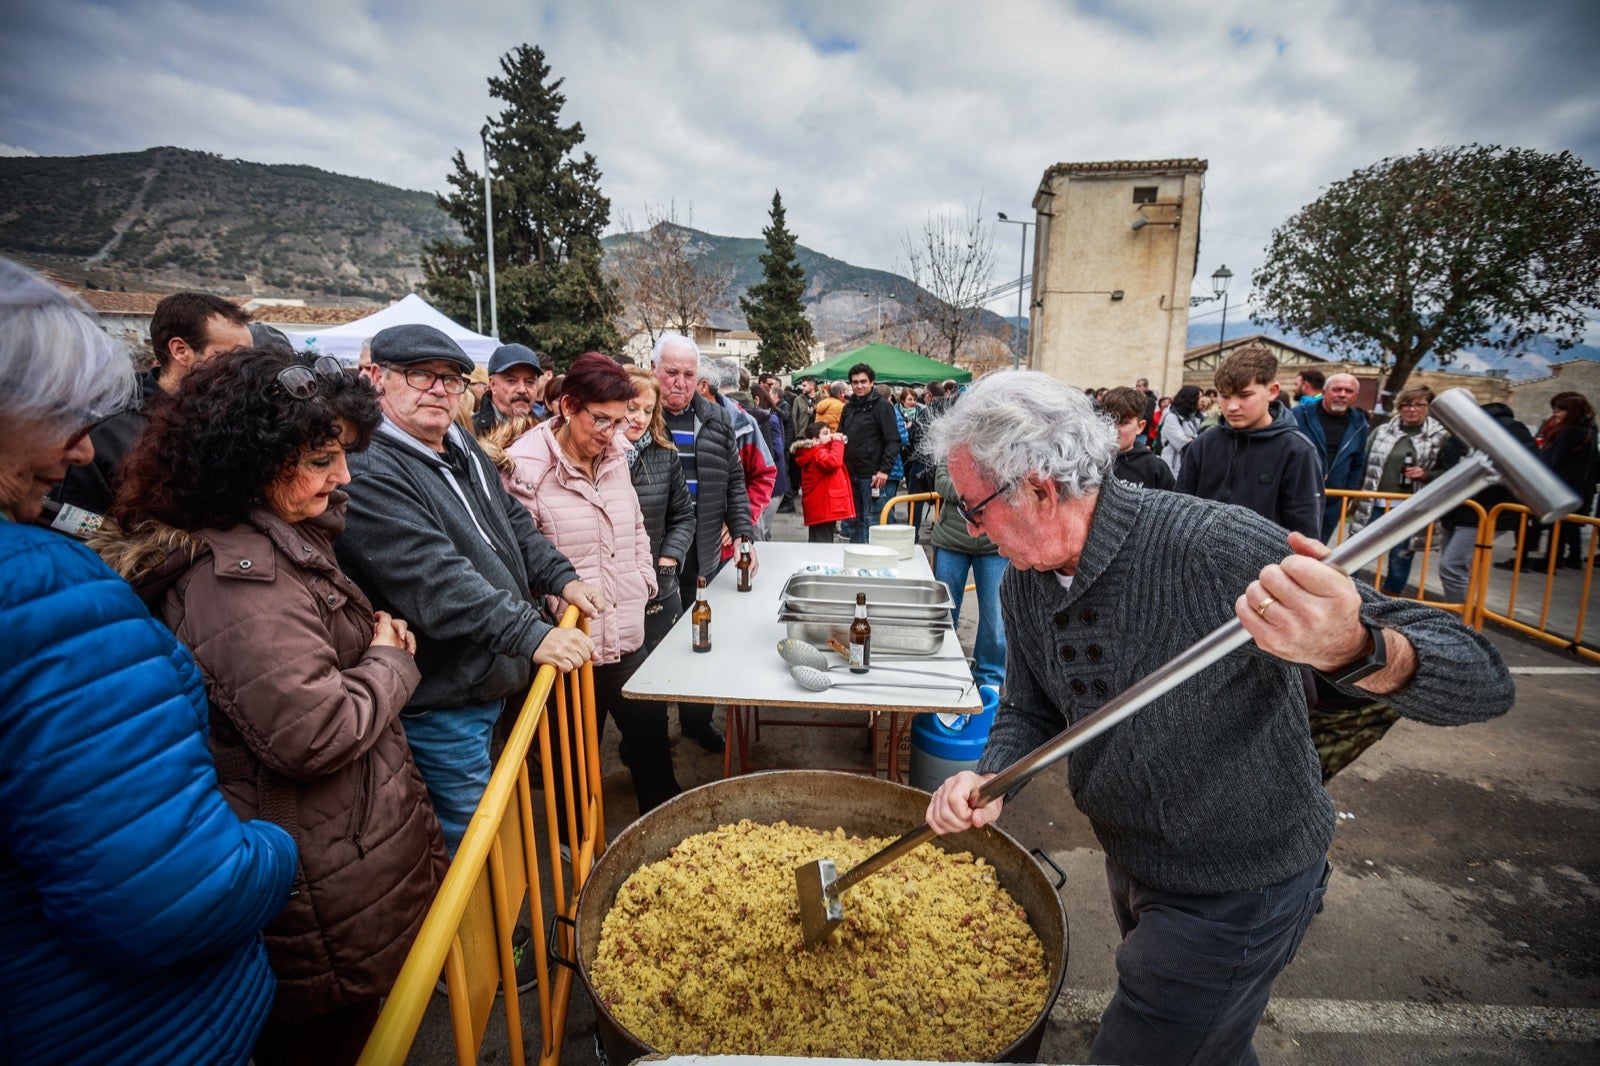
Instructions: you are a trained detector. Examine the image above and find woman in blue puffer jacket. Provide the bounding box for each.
[0,258,298,1065]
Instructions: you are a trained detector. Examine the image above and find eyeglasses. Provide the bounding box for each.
[582,407,623,433]
[956,481,1014,526]
[275,355,347,399]
[385,365,468,395]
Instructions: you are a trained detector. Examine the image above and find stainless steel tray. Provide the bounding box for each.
[780,574,955,618]
[779,617,949,656]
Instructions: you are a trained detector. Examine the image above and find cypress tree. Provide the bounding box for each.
[740,190,816,373]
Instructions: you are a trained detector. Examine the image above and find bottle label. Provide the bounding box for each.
[849,639,867,670]
[693,620,710,651]
[49,502,104,539]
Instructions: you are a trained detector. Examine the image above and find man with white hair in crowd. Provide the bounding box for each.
[923,368,1512,1066]
[1291,372,1370,541]
[651,333,758,752]
[697,358,778,540]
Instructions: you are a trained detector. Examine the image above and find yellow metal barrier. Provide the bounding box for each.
[1476,504,1598,662]
[358,606,603,1066]
[879,489,941,526]
[1313,490,1485,620]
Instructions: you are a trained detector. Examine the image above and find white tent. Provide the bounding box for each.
[284,294,500,366]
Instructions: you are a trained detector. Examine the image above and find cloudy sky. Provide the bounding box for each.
[2,0,1596,326]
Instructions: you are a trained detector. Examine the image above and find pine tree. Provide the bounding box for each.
[740,190,816,373]
[422,44,620,362]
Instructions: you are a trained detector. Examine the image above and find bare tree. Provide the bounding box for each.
[898,200,998,363]
[608,201,733,347]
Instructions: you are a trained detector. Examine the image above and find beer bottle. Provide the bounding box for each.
[736,539,753,592]
[849,592,871,673]
[691,577,712,653]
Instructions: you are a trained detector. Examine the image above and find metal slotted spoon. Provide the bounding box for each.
[788,664,969,695]
[776,639,967,683]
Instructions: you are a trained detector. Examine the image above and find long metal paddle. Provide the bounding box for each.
[796,389,1579,947]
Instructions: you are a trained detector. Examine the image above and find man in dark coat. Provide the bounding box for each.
[44,292,252,537]
[472,343,551,436]
[837,362,901,543]
[1291,372,1369,541]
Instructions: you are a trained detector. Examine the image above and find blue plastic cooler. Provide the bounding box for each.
[910,684,999,791]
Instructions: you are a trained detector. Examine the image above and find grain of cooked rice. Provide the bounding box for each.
[591,819,1050,1058]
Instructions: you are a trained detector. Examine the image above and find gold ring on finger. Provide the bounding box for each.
[1254,596,1276,619]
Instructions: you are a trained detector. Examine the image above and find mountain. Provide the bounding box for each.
[0,148,1005,347]
[1184,320,1600,382]
[0,146,460,302]
[600,221,1013,347]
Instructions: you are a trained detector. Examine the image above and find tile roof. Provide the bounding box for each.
[1042,159,1209,182]
[251,304,373,326]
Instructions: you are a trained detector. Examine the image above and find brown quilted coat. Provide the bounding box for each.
[101,496,448,1022]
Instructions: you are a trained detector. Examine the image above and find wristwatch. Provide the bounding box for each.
[1319,619,1389,687]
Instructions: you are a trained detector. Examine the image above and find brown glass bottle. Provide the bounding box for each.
[691,577,711,653]
[848,592,871,673]
[736,539,753,592]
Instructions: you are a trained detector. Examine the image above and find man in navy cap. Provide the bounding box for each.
[474,343,553,434]
[341,324,600,854]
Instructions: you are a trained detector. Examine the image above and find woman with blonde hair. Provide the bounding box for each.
[623,365,696,651]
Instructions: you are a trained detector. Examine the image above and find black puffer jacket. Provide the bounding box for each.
[678,393,754,575]
[630,438,695,566]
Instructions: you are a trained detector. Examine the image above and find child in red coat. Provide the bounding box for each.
[791,421,855,543]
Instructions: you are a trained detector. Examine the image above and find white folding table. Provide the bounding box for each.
[623,541,980,779]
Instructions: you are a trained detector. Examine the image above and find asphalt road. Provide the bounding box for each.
[410,505,1600,1064]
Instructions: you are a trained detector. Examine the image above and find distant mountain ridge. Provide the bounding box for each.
[0,147,461,302]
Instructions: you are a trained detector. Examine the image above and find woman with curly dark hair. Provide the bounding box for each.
[97,348,448,1066]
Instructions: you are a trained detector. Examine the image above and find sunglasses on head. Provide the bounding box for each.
[275,355,347,399]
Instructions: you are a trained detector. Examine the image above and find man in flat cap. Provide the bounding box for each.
[474,343,553,435]
[341,323,600,854]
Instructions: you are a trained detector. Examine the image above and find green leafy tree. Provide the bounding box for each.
[740,190,816,373]
[422,44,620,361]
[1253,145,1600,401]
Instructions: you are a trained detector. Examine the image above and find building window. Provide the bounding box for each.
[1132,186,1158,204]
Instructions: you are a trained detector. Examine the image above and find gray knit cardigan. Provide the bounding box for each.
[977,476,1513,894]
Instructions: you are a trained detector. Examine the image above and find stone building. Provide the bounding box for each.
[1508,359,1600,428]
[1025,159,1207,395]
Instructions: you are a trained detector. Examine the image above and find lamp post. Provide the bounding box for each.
[467,270,483,333]
[481,124,498,339]
[997,212,1033,369]
[1211,264,1233,355]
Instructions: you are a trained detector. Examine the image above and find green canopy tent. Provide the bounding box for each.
[793,343,973,385]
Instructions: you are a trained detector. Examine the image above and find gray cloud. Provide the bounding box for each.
[1,0,1593,323]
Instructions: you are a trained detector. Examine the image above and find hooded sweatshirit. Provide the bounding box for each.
[1174,402,1324,541]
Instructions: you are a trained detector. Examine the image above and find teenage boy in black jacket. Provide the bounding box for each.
[1102,386,1175,491]
[1176,345,1323,541]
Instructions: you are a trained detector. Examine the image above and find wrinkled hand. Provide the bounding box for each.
[1403,464,1425,482]
[925,770,1003,835]
[871,471,889,491]
[1235,531,1369,672]
[532,627,594,672]
[371,611,416,655]
[562,579,605,618]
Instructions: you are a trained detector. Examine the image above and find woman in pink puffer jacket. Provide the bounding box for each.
[499,353,681,815]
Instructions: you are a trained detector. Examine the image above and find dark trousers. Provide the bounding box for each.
[1090,855,1328,1066]
[592,647,681,813]
[676,545,725,733]
[807,521,836,543]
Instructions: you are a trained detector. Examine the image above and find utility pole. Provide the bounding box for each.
[482,124,498,339]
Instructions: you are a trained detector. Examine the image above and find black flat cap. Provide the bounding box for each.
[370,324,474,373]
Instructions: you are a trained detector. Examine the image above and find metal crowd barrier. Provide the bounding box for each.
[358,606,602,1066]
[1328,489,1595,658]
[1476,503,1598,662]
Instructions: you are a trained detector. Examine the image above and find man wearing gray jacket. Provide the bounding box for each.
[338,324,600,853]
[924,370,1514,1066]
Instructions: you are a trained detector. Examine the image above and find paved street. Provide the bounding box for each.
[416,504,1600,1064]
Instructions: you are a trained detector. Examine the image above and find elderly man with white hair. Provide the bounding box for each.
[923,369,1512,1066]
[1291,372,1370,541]
[650,333,757,752]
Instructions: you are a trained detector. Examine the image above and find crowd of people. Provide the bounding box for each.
[0,248,1583,1065]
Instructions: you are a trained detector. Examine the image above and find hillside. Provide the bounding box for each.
[0,147,460,301]
[0,148,1004,347]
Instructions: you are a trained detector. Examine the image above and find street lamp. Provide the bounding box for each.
[997,212,1033,370]
[467,270,483,333]
[481,124,499,339]
[1211,264,1233,355]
